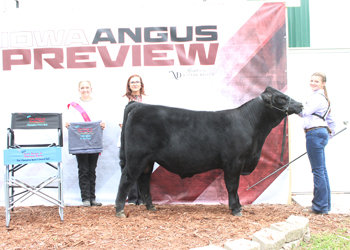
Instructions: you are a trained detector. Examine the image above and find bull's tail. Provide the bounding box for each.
[119,101,140,169]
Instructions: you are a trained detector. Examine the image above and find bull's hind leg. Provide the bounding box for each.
[115,168,138,218]
[138,162,156,211]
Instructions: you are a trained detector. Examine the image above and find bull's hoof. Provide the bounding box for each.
[232,211,242,217]
[116,211,126,218]
[147,205,157,211]
[230,206,243,211]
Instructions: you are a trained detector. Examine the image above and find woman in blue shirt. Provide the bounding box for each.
[299,72,336,214]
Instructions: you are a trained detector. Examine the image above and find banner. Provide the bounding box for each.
[4,147,61,165]
[0,1,288,206]
[11,113,62,130]
[68,121,103,154]
[150,2,288,205]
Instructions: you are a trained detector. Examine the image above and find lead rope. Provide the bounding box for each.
[280,96,291,162]
[280,117,287,162]
[258,94,291,162]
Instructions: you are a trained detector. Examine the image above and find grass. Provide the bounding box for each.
[300,228,350,250]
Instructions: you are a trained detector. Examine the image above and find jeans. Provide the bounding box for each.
[306,127,330,213]
[128,181,143,205]
[76,153,99,201]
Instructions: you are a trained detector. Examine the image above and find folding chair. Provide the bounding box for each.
[3,113,64,227]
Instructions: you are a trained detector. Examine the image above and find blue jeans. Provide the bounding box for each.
[306,127,330,213]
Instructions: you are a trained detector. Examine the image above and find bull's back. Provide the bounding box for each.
[124,104,251,175]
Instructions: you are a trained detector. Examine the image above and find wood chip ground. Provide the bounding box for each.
[1,203,349,249]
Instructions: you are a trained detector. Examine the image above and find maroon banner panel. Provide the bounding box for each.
[150,3,288,205]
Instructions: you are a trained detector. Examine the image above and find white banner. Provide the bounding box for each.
[1,1,290,206]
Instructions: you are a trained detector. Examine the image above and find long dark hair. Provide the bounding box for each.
[123,74,146,100]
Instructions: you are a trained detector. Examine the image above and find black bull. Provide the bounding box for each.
[115,86,303,217]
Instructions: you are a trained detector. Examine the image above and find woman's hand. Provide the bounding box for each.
[100,122,106,130]
[65,122,70,129]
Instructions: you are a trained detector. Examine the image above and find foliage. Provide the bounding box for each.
[300,228,350,250]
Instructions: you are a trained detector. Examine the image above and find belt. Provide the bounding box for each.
[304,126,327,133]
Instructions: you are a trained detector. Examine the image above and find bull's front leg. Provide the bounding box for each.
[115,168,136,218]
[224,169,242,216]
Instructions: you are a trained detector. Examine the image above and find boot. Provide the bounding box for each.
[82,200,91,207]
[91,199,102,206]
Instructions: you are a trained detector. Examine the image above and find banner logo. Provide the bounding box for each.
[2,26,219,71]
[27,116,48,127]
[77,127,94,140]
[169,71,181,80]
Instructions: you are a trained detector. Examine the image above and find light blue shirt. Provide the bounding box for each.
[298,89,336,137]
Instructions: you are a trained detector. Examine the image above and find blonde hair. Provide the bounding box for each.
[312,72,329,103]
[78,80,92,88]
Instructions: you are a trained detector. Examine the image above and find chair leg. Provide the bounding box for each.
[4,149,64,225]
[58,162,64,221]
[5,165,11,227]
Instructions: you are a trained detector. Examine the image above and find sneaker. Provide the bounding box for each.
[91,200,102,206]
[82,200,91,207]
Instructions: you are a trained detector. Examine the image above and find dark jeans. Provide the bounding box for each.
[128,181,143,205]
[306,127,330,213]
[76,153,99,201]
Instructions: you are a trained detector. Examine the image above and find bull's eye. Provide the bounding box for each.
[275,96,287,105]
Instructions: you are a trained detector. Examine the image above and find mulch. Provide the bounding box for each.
[1,203,349,249]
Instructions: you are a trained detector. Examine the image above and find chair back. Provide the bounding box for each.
[9,113,63,148]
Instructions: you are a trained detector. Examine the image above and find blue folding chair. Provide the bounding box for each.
[3,113,64,227]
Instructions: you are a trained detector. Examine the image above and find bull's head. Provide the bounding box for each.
[260,86,303,115]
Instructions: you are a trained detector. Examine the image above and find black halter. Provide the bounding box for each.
[258,94,292,162]
[258,95,291,116]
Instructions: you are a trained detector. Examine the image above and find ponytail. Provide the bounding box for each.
[312,72,330,113]
[323,86,330,105]
[312,72,330,104]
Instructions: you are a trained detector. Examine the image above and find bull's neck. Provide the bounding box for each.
[241,97,285,135]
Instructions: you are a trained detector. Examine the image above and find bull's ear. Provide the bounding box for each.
[261,92,272,105]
